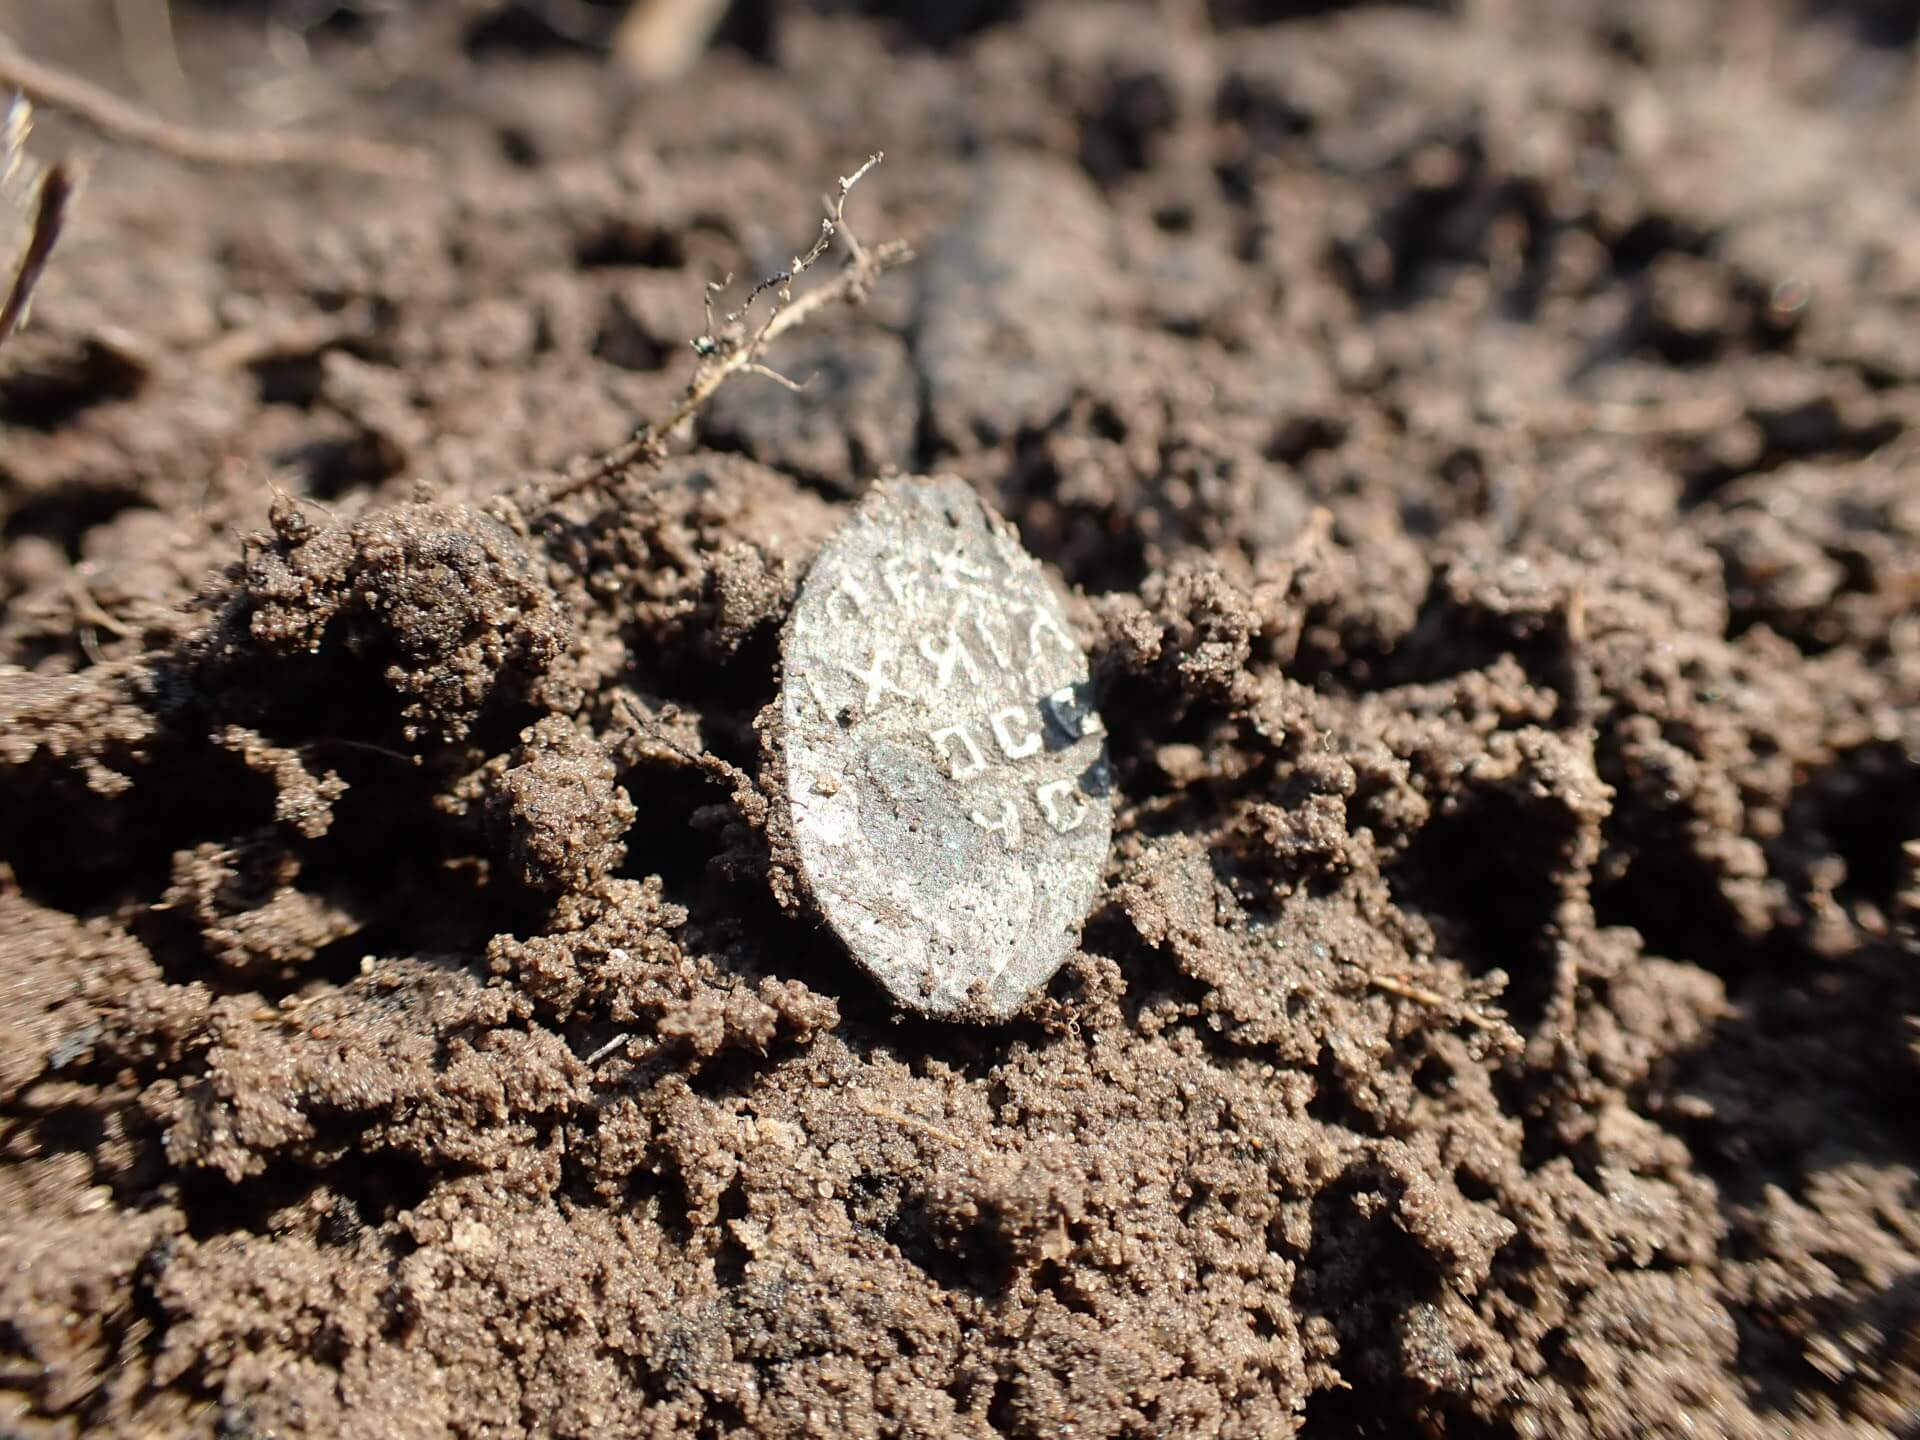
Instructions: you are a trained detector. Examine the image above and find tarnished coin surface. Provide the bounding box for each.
[779,476,1112,1021]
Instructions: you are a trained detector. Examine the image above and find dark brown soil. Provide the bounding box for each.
[3,2,1920,1436]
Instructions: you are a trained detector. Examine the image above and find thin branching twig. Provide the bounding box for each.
[531,151,912,509]
[0,39,431,177]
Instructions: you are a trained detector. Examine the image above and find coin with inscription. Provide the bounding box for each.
[778,476,1112,1021]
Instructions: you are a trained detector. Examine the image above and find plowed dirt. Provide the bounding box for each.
[2,3,1918,1437]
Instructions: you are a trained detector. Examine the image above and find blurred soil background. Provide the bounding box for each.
[2,1,1919,1436]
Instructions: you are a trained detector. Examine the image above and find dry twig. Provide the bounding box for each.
[614,0,732,80]
[0,95,77,348]
[853,1098,976,1152]
[1526,393,1745,439]
[1368,973,1501,1031]
[533,151,912,508]
[0,119,71,346]
[584,1032,639,1067]
[0,39,431,177]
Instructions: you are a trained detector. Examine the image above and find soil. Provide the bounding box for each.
[2,1,1919,1436]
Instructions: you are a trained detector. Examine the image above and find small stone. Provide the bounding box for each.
[47,1024,101,1071]
[778,476,1112,1021]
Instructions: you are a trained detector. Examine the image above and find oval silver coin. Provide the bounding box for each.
[778,476,1112,1021]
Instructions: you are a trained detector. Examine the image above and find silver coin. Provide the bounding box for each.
[778,476,1112,1021]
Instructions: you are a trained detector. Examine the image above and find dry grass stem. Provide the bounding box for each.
[0,40,431,177]
[614,0,732,80]
[1368,973,1501,1030]
[853,1099,975,1152]
[0,162,70,344]
[585,1033,637,1067]
[1528,393,1746,438]
[0,96,74,347]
